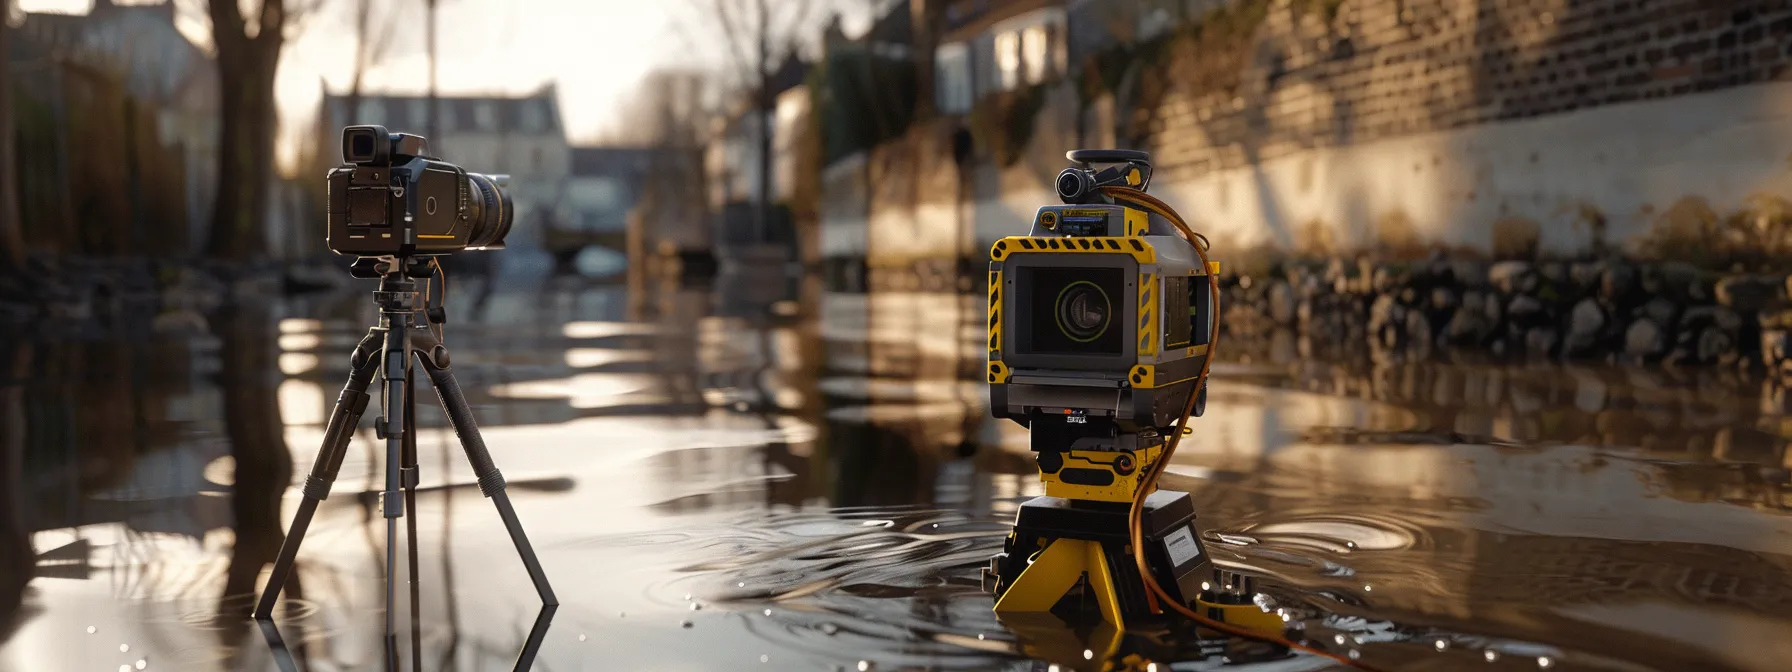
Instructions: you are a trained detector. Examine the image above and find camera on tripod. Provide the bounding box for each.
[326,125,514,257]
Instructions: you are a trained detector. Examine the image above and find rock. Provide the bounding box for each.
[1483,290,1505,325]
[1714,275,1785,313]
[1525,327,1559,356]
[1451,259,1488,289]
[1687,305,1744,332]
[1506,294,1546,321]
[1624,318,1668,358]
[1444,306,1492,345]
[1538,262,1569,286]
[1570,262,1604,290]
[1489,261,1536,294]
[1600,262,1637,304]
[1405,309,1433,352]
[1564,298,1607,356]
[1697,327,1737,365]
[1430,287,1458,313]
[1461,290,1486,314]
[1371,267,1396,294]
[1635,297,1680,327]
[1369,294,1406,350]
[1267,280,1296,325]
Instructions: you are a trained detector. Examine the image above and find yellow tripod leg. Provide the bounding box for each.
[993,539,1126,630]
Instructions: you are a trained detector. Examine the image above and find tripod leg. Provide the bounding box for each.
[380,321,410,672]
[254,330,382,620]
[402,365,423,672]
[417,349,559,607]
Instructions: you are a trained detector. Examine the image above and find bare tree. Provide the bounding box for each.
[693,0,818,259]
[205,0,310,261]
[341,0,401,133]
[0,0,23,274]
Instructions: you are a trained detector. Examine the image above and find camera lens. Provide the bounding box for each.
[1054,281,1111,342]
[1056,169,1092,203]
[464,172,514,249]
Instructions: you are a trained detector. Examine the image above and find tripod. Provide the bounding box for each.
[253,256,557,671]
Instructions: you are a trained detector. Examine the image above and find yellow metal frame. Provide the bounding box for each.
[1194,597,1286,638]
[993,538,1128,630]
[1040,445,1162,503]
[989,236,1157,264]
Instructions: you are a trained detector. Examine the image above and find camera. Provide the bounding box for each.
[326,125,514,257]
[987,150,1215,454]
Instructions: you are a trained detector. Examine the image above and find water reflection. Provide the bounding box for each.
[5,269,1792,671]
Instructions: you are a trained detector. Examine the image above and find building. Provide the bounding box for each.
[928,0,1070,116]
[315,85,572,252]
[704,55,812,272]
[17,0,219,254]
[559,146,650,258]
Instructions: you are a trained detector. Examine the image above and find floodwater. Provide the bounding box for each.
[3,266,1792,672]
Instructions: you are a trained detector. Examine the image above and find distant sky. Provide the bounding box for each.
[18,0,876,170]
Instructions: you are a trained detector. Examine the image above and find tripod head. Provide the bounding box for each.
[352,255,449,327]
[350,255,438,279]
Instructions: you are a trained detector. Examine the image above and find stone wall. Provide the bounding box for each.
[1138,0,1792,255]
[820,0,1792,287]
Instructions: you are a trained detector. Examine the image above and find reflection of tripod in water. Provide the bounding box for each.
[252,256,557,671]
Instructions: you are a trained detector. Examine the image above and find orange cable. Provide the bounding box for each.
[1097,186,1383,671]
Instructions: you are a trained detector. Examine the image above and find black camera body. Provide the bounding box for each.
[326,125,514,257]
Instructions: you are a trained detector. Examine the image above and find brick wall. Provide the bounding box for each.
[1148,0,1792,181]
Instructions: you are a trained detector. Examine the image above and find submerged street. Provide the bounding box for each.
[3,268,1792,672]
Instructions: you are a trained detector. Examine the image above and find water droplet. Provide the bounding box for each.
[759,654,769,663]
[976,633,986,640]
[119,666,130,672]
[683,593,692,601]
[1147,665,1158,672]
[578,634,587,642]
[1048,666,1060,672]
[1083,649,1093,660]
[680,620,693,629]
[690,603,702,611]
[737,582,745,588]
[1349,650,1361,660]
[135,661,146,671]
[119,645,129,653]
[857,662,873,672]
[1436,640,1449,651]
[1363,584,1373,592]
[1537,657,1554,668]
[819,623,839,636]
[1485,650,1501,662]
[1201,581,1211,591]
[762,609,772,616]
[1334,634,1347,645]
[617,612,626,618]
[85,626,96,634]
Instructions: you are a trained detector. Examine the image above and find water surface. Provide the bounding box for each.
[3,270,1791,672]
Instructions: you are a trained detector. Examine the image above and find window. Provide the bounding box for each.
[935,42,972,114]
[439,101,457,131]
[994,31,1022,92]
[356,99,381,125]
[1022,25,1049,84]
[475,102,496,131]
[410,99,428,129]
[521,100,544,133]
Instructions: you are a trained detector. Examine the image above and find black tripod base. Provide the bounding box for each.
[985,490,1212,629]
[251,305,555,672]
